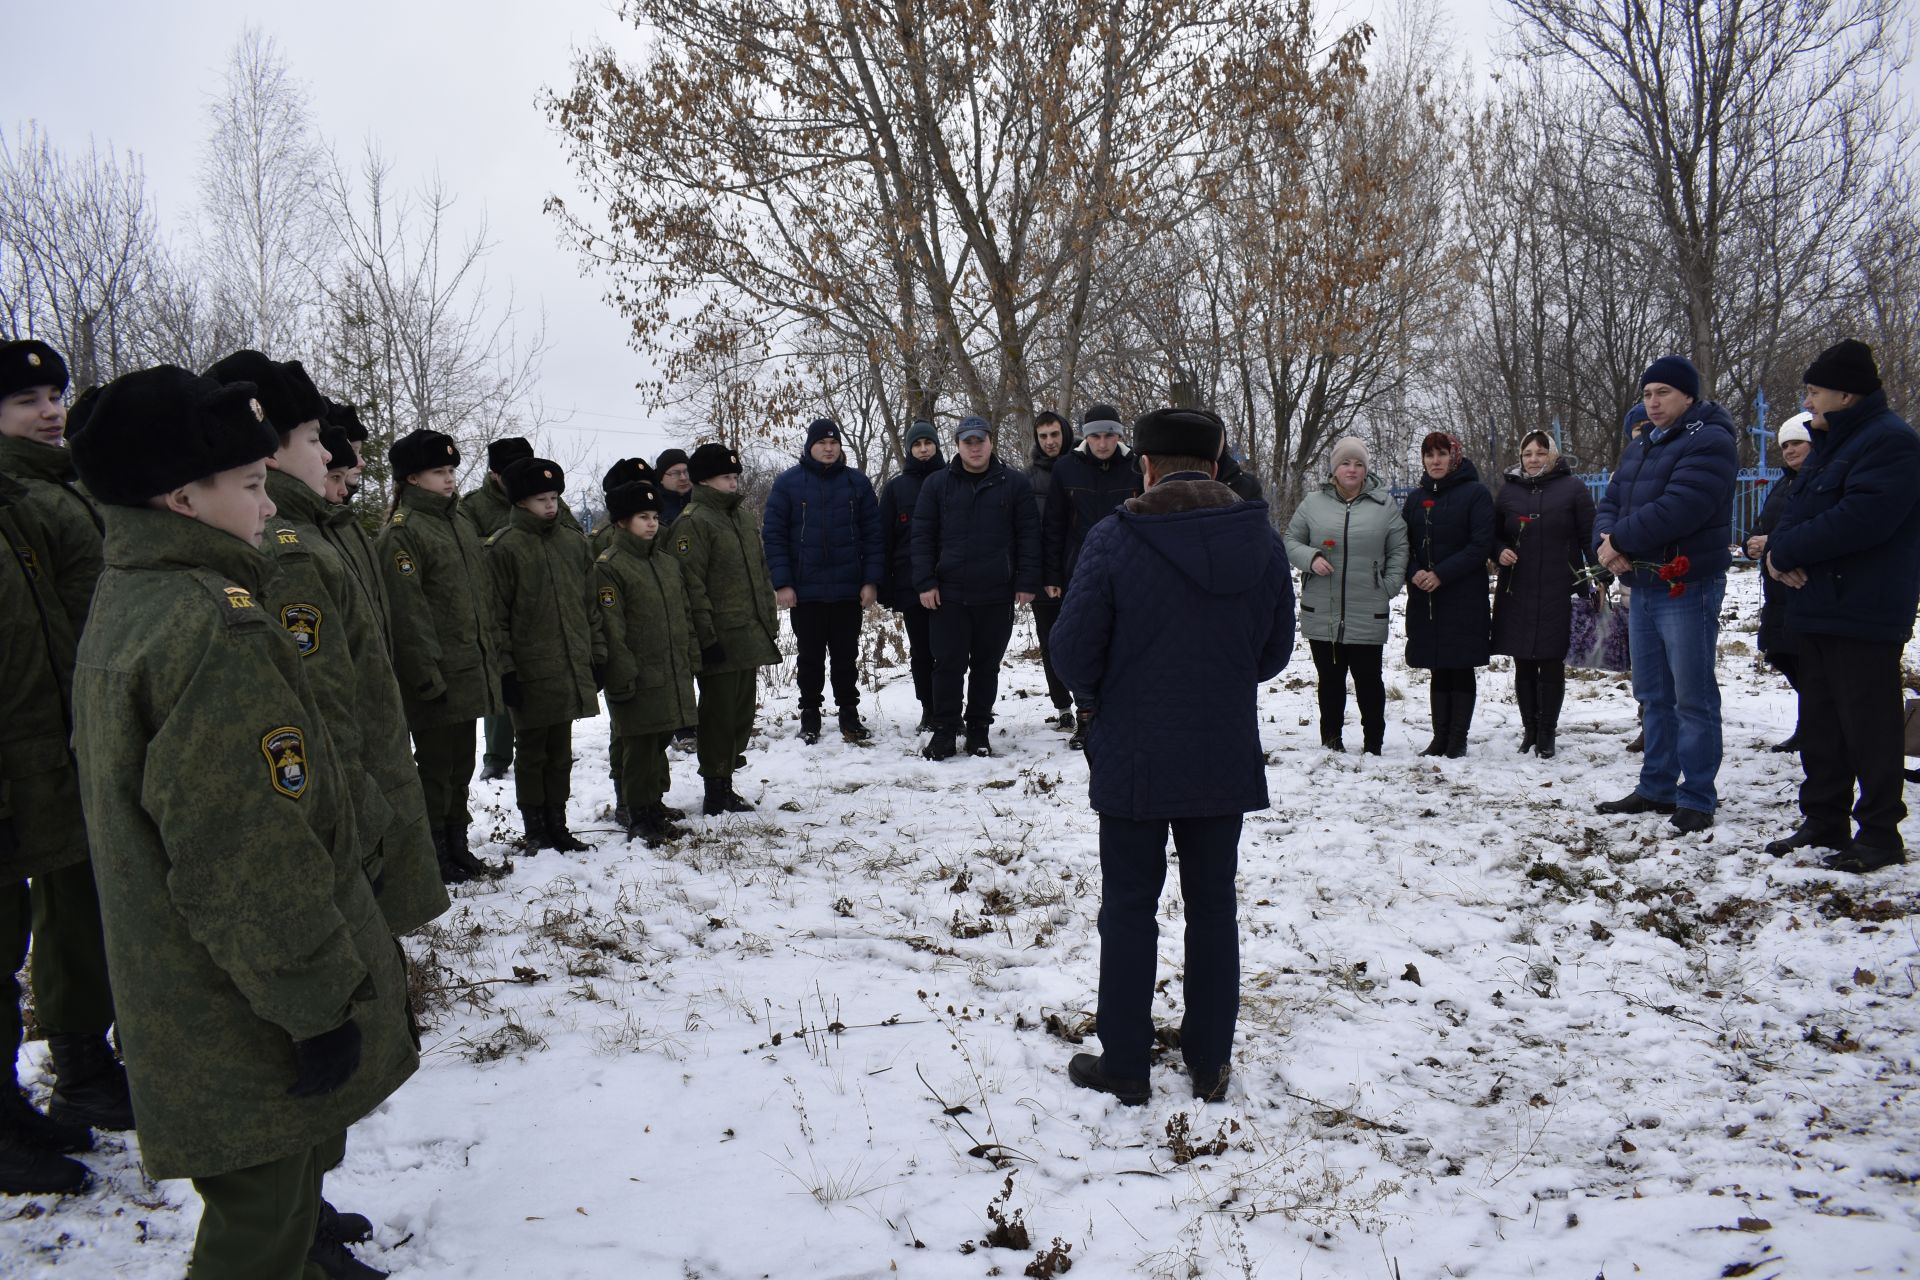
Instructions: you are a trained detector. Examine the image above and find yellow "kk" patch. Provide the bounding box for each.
[275,528,300,547]
[224,586,257,609]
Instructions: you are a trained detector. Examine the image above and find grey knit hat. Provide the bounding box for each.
[1328,436,1369,472]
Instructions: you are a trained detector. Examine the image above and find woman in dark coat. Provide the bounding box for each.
[1403,431,1495,757]
[878,420,944,729]
[1491,429,1597,758]
[1744,414,1813,752]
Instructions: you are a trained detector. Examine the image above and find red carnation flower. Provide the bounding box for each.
[1668,582,1687,597]
[1423,500,1435,509]
[1754,477,1771,486]
[1323,539,1337,548]
[1671,554,1690,575]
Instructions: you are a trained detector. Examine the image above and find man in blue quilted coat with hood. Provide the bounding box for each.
[1050,406,1295,1108]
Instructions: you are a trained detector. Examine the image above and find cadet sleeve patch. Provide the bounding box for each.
[390,509,408,526]
[273,527,300,547]
[223,585,258,610]
[674,535,691,556]
[262,726,309,799]
[598,584,617,609]
[394,550,417,576]
[280,603,322,656]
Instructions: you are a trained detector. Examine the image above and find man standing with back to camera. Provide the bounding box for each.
[1050,406,1295,1106]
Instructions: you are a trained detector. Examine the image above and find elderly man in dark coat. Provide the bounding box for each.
[1051,407,1295,1107]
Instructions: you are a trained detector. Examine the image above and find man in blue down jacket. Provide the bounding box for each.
[1051,407,1295,1107]
[1763,340,1920,874]
[763,417,883,744]
[1593,355,1739,834]
[912,415,1040,759]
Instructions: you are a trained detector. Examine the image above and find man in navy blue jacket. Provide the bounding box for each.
[1042,403,1140,748]
[762,418,883,744]
[911,415,1040,759]
[1763,340,1920,874]
[1051,407,1295,1107]
[1593,355,1739,833]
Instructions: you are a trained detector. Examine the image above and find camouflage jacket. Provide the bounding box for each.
[459,473,582,541]
[0,434,103,636]
[380,484,507,727]
[318,502,392,649]
[0,473,88,880]
[488,506,600,730]
[668,485,781,673]
[593,527,700,736]
[71,507,415,1180]
[263,472,447,935]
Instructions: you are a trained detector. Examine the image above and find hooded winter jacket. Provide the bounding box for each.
[1043,443,1140,588]
[879,448,944,609]
[668,484,782,673]
[1026,420,1077,523]
[1593,400,1738,585]
[762,449,884,603]
[1490,459,1596,661]
[1284,474,1409,646]
[380,483,507,726]
[593,528,700,736]
[911,455,1041,604]
[1051,477,1295,820]
[1768,389,1920,643]
[487,506,599,730]
[1402,457,1495,670]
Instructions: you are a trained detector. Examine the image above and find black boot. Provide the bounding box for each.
[544,807,590,852]
[923,728,958,761]
[1770,730,1801,753]
[799,709,822,745]
[518,807,552,853]
[1534,669,1564,759]
[0,1081,91,1154]
[1317,679,1348,752]
[1419,685,1449,756]
[838,709,871,742]
[47,1034,134,1132]
[1514,665,1538,753]
[702,779,754,815]
[307,1235,389,1279]
[0,1131,90,1195]
[660,802,687,821]
[1068,710,1092,752]
[445,824,499,879]
[477,759,508,782]
[915,708,935,734]
[431,828,472,886]
[964,726,993,757]
[1443,687,1475,758]
[316,1197,373,1245]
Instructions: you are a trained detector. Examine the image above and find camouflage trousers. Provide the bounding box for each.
[512,723,573,808]
[188,1130,343,1280]
[613,731,674,811]
[695,669,757,782]
[2,862,116,1063]
[411,720,477,830]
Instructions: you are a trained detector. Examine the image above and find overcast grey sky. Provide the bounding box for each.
[5,0,1501,481]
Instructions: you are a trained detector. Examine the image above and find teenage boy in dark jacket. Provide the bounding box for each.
[1026,410,1076,727]
[879,421,944,729]
[1051,407,1295,1107]
[762,418,883,743]
[911,415,1041,759]
[1042,403,1140,747]
[1763,340,1920,874]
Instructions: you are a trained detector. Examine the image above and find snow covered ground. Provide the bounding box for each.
[11,566,1919,1279]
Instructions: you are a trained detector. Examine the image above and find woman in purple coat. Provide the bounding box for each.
[1491,430,1597,758]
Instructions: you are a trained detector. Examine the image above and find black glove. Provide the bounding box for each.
[700,643,726,666]
[287,1019,362,1098]
[501,672,522,708]
[591,661,607,691]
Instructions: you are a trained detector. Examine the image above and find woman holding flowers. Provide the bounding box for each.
[1491,429,1597,757]
[1403,431,1495,757]
[1285,437,1409,753]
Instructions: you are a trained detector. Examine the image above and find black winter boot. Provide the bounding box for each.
[1444,688,1476,758]
[431,828,471,886]
[1,1081,91,1154]
[1318,679,1348,753]
[316,1197,374,1245]
[518,807,552,853]
[1514,665,1538,753]
[703,779,754,815]
[47,1034,134,1132]
[445,824,499,879]
[1068,710,1093,752]
[923,728,958,761]
[1419,686,1449,756]
[799,710,822,745]
[1534,670,1565,759]
[839,709,871,742]
[965,726,993,757]
[0,1132,90,1195]
[544,807,590,852]
[307,1235,389,1279]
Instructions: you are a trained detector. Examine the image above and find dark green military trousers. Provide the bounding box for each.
[189,1134,334,1280]
[614,731,674,810]
[3,863,116,1064]
[512,723,573,808]
[482,712,514,770]
[695,670,757,782]
[411,720,477,830]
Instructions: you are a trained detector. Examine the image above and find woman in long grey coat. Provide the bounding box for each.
[1284,436,1410,753]
[1491,430,1596,758]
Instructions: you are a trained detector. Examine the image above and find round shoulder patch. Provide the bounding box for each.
[394,550,417,576]
[674,535,691,556]
[598,584,617,609]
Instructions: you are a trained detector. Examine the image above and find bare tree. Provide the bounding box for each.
[198,26,331,354]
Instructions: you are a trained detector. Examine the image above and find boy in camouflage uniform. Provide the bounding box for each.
[670,443,781,814]
[69,364,415,1280]
[488,458,600,852]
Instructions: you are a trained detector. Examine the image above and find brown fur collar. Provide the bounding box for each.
[1124,478,1243,516]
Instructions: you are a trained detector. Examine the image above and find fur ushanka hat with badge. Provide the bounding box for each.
[0,339,69,401]
[389,428,460,480]
[204,350,326,439]
[502,457,565,502]
[687,442,742,483]
[71,365,280,506]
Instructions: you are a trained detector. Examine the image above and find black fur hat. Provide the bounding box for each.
[503,456,565,502]
[602,456,655,494]
[325,398,369,442]
[390,428,459,479]
[0,339,69,400]
[1132,407,1224,461]
[687,442,742,483]
[488,437,534,473]
[319,425,356,472]
[606,480,661,523]
[204,350,326,438]
[63,384,102,440]
[71,365,280,507]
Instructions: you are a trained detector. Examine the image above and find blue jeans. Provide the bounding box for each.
[1628,574,1726,812]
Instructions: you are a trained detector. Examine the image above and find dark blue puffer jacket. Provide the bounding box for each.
[1593,400,1739,584]
[1051,477,1295,821]
[1042,444,1140,588]
[761,451,883,603]
[1767,390,1920,643]
[911,455,1041,604]
[878,449,943,609]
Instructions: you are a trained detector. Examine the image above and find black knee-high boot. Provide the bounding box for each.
[1421,683,1449,756]
[1535,667,1565,758]
[1515,663,1539,754]
[1445,684,1476,759]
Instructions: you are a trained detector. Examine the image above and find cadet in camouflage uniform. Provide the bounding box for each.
[315,421,392,643]
[69,365,415,1280]
[0,339,132,1137]
[381,429,507,882]
[488,457,600,852]
[325,399,370,499]
[670,443,781,815]
[462,438,582,782]
[593,482,698,845]
[209,351,448,936]
[0,473,96,1194]
[590,456,655,822]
